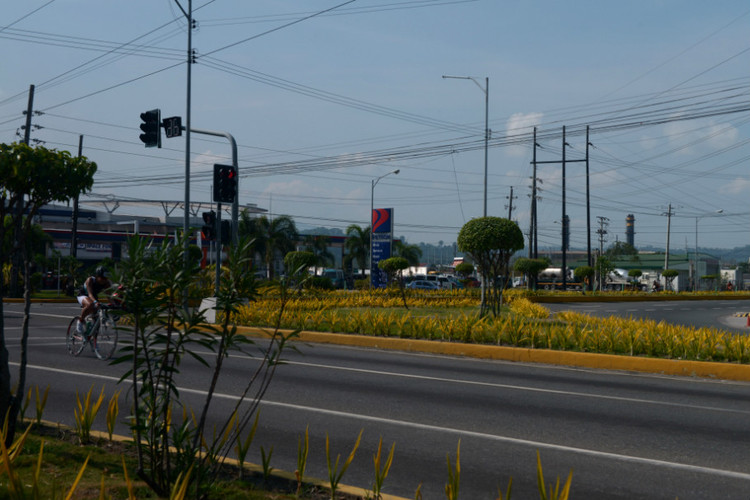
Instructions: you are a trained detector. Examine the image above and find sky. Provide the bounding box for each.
[2,0,749,253]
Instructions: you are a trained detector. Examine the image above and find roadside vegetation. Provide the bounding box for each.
[235,288,750,364]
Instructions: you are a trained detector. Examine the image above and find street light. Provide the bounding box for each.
[442,75,489,217]
[370,169,400,286]
[694,209,723,290]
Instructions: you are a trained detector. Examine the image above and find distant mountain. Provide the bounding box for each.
[299,226,345,237]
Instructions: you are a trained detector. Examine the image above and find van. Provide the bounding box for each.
[321,269,346,289]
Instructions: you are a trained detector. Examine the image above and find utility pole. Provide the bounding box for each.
[11,85,36,297]
[596,216,609,291]
[663,203,674,270]
[22,84,34,145]
[505,186,516,220]
[529,127,540,259]
[71,135,83,258]
[585,126,592,267]
[531,125,586,277]
[562,126,568,290]
[171,0,195,282]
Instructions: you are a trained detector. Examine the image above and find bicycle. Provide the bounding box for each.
[67,303,119,360]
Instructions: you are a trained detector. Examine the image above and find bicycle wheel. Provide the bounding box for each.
[66,317,86,356]
[93,313,118,360]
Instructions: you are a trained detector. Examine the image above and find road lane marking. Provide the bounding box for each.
[19,363,750,481]
[4,311,74,320]
[18,359,750,418]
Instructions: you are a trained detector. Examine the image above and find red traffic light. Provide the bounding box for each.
[213,164,237,203]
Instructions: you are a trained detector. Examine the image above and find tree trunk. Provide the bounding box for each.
[0,283,12,446]
[7,256,33,444]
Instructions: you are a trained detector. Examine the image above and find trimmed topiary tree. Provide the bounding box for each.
[454,261,475,279]
[628,269,643,291]
[514,257,550,291]
[662,269,678,291]
[457,217,524,317]
[573,266,595,294]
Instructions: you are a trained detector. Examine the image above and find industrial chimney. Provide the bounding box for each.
[626,214,635,247]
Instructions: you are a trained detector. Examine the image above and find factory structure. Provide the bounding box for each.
[544,213,738,291]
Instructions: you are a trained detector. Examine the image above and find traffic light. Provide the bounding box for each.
[213,164,237,203]
[139,109,161,148]
[202,211,216,241]
[220,220,231,245]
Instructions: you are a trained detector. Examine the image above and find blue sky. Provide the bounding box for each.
[2,0,749,252]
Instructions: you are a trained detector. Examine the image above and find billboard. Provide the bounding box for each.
[371,208,393,288]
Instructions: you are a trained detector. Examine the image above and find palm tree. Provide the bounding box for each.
[239,211,298,279]
[344,224,370,277]
[393,240,422,267]
[304,235,335,275]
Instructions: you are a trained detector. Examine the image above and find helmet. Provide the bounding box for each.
[95,266,107,278]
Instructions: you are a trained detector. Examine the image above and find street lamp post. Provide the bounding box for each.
[694,209,723,290]
[443,75,489,304]
[442,75,489,217]
[370,169,400,287]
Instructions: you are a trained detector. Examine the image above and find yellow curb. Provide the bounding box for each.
[733,312,750,317]
[29,420,409,500]
[239,326,750,382]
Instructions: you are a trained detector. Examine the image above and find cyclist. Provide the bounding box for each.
[76,266,112,335]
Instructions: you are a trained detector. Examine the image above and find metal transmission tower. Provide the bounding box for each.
[531,126,590,290]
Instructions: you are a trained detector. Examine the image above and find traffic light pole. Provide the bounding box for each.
[185,126,237,296]
[215,202,222,295]
[187,127,238,245]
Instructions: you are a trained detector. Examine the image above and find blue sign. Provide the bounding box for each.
[371,208,393,288]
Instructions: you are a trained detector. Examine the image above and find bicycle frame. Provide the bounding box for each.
[67,303,119,360]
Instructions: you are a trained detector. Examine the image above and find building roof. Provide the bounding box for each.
[568,251,719,271]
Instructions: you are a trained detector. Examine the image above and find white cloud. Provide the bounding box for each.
[720,177,750,196]
[193,150,228,173]
[505,112,544,157]
[662,118,740,155]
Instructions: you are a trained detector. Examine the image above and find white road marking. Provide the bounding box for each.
[18,362,750,482]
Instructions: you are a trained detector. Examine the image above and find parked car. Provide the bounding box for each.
[406,280,439,290]
[447,277,464,289]
[424,274,453,289]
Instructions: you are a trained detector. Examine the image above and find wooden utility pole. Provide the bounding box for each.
[71,135,83,258]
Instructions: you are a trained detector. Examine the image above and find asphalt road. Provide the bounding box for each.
[544,298,750,332]
[3,301,750,499]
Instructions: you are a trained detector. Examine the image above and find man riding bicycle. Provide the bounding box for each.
[76,266,112,335]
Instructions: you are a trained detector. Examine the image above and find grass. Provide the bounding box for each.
[4,423,364,500]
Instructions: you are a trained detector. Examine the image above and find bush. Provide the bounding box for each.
[354,278,369,290]
[30,271,43,292]
[307,276,334,290]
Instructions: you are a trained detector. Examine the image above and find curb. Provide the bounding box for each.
[32,421,409,500]
[238,326,750,382]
